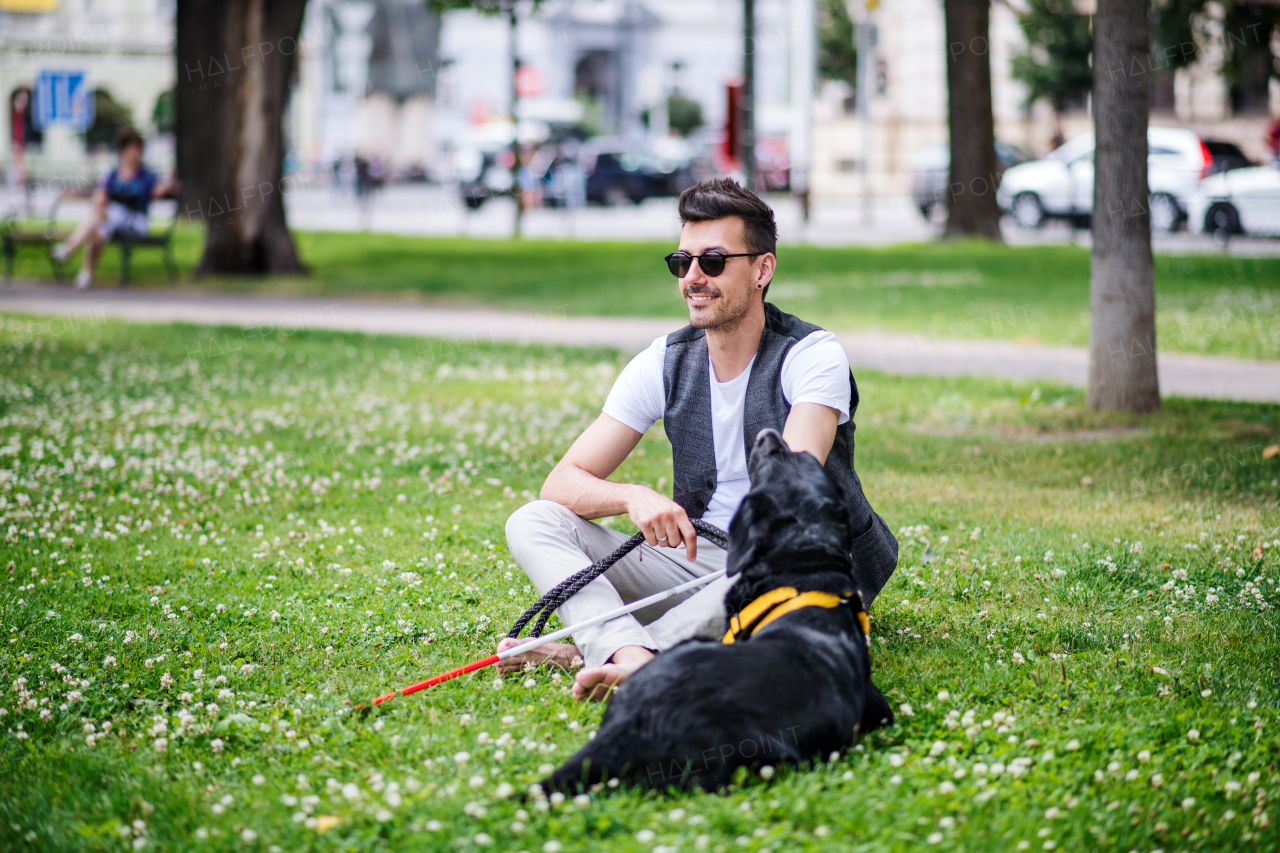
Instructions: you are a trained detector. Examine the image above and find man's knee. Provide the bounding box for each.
[505,499,574,560]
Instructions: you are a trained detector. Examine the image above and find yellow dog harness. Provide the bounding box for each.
[722,586,871,645]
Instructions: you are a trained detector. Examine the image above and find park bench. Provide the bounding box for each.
[0,188,70,283]
[1,186,181,285]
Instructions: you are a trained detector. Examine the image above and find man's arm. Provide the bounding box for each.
[541,413,699,560]
[782,402,841,464]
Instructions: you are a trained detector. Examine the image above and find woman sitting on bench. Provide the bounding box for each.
[54,127,176,289]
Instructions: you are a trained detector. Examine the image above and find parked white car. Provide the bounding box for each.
[1187,163,1280,236]
[997,127,1212,232]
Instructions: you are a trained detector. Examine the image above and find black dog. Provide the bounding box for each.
[542,429,892,793]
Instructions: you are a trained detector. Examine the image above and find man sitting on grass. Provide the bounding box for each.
[53,127,176,289]
[499,179,898,700]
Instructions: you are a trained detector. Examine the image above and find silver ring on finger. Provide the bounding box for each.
[657,535,668,542]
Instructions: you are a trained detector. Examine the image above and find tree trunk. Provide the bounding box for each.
[943,0,1002,239]
[1088,0,1160,412]
[175,0,307,275]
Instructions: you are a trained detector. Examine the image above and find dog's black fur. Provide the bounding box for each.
[542,429,893,793]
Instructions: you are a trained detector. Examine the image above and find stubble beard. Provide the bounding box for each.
[686,286,752,334]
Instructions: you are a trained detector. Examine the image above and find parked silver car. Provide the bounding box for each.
[911,141,1032,222]
[996,128,1212,232]
[1188,162,1280,237]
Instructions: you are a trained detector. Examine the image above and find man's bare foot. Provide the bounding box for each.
[572,645,654,701]
[495,637,584,674]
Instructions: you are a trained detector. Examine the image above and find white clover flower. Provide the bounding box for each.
[103,655,117,668]
[210,738,224,753]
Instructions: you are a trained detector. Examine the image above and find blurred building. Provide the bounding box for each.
[292,0,442,180]
[290,0,796,181]
[1,0,175,182]
[3,0,1275,202]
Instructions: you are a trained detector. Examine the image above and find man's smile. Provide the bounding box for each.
[684,289,720,306]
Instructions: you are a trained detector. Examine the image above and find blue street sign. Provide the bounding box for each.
[34,70,94,131]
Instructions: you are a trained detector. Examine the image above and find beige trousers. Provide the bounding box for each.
[504,500,735,668]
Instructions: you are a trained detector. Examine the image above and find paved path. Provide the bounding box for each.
[2,285,1276,403]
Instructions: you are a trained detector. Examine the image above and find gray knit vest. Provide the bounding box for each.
[661,303,898,603]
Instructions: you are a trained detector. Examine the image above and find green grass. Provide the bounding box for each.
[8,225,1280,359]
[1,314,1278,853]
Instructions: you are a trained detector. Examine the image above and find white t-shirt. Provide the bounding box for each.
[603,330,852,532]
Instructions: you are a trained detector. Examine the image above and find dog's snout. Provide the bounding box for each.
[748,429,788,481]
[753,429,785,453]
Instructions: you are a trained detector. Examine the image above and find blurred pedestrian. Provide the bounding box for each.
[53,127,176,289]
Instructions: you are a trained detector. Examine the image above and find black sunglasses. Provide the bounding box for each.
[664,251,760,278]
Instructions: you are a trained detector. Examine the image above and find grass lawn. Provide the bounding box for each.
[1,314,1278,853]
[7,225,1280,360]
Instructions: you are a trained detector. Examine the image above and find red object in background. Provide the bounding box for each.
[723,81,742,170]
[515,65,543,99]
[1267,119,1280,160]
[11,89,28,155]
[10,89,28,184]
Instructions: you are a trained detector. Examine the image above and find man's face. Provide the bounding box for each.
[675,217,774,331]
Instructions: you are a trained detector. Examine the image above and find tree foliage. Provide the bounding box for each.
[1222,1,1280,105]
[817,0,857,84]
[667,91,703,137]
[1009,0,1093,112]
[1150,0,1208,71]
[85,89,134,150]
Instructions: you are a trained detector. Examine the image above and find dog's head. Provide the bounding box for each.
[725,429,856,579]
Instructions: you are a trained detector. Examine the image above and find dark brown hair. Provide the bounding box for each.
[677,178,777,296]
[115,127,144,152]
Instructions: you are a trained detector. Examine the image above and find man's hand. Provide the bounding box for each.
[625,486,698,561]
